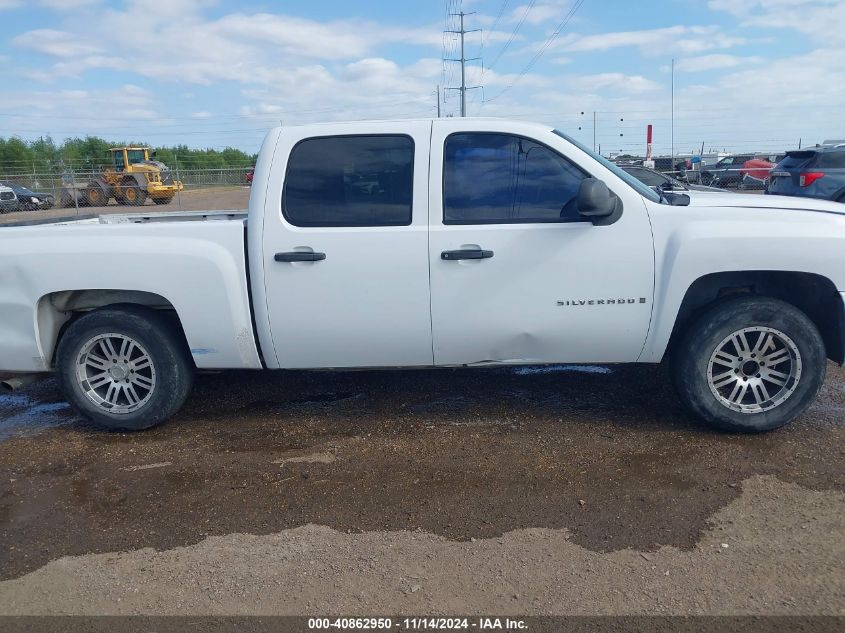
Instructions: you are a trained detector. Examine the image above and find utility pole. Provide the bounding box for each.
[436,85,441,118]
[671,57,675,166]
[593,111,596,152]
[445,11,481,117]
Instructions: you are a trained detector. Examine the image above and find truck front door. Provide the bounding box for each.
[427,121,655,366]
[262,122,434,369]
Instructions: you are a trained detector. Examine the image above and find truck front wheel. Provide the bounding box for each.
[56,306,194,431]
[672,296,827,432]
[122,179,147,206]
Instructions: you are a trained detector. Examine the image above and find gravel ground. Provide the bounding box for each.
[0,362,843,615]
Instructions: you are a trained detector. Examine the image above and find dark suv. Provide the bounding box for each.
[698,154,755,188]
[766,145,845,203]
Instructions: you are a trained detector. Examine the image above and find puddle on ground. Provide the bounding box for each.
[0,393,78,440]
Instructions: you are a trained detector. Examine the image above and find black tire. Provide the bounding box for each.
[122,178,147,206]
[56,305,194,431]
[86,183,108,207]
[671,296,826,433]
[153,194,175,205]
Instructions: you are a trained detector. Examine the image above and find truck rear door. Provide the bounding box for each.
[261,121,434,368]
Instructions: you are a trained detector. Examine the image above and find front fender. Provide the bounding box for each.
[640,207,845,362]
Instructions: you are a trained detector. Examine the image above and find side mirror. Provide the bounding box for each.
[577,178,621,225]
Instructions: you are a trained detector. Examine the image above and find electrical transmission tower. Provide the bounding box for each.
[444,11,481,117]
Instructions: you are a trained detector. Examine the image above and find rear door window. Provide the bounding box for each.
[284,135,414,227]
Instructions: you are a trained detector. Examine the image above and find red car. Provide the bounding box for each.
[740,157,776,189]
[246,168,254,185]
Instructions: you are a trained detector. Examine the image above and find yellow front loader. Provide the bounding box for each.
[85,147,183,207]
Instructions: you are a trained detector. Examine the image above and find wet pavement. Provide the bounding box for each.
[1,362,843,588]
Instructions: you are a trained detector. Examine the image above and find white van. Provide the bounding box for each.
[0,185,19,213]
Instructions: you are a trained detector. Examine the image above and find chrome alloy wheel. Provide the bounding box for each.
[75,333,156,414]
[707,326,802,414]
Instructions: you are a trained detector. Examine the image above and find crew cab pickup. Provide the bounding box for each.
[1,119,844,433]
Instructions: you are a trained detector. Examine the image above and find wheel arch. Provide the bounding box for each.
[122,173,148,191]
[89,176,112,197]
[665,271,844,364]
[36,289,192,368]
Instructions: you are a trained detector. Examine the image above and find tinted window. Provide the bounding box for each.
[779,151,816,170]
[816,150,845,169]
[443,133,587,224]
[284,135,414,227]
[127,150,146,165]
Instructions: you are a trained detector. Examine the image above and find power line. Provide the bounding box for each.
[482,0,510,48]
[484,0,536,74]
[484,0,586,104]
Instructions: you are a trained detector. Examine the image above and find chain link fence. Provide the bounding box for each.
[648,155,778,191]
[0,165,253,223]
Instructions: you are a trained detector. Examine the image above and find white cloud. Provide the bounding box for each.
[556,25,746,56]
[38,0,101,9]
[674,54,764,72]
[0,84,161,140]
[569,73,662,94]
[708,0,845,43]
[507,3,567,26]
[191,111,212,119]
[1,0,102,7]
[11,29,103,57]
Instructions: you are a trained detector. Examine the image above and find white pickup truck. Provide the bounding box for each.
[1,119,844,433]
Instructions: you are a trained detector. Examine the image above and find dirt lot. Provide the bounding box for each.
[0,186,250,225]
[0,362,842,615]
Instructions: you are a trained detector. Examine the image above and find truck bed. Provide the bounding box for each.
[0,211,261,373]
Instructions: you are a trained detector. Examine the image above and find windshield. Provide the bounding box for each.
[553,130,661,202]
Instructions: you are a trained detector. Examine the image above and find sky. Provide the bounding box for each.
[0,0,843,156]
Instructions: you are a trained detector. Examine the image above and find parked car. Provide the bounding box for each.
[652,156,689,178]
[739,158,776,190]
[0,185,18,213]
[699,154,756,188]
[0,181,55,211]
[767,144,845,203]
[621,165,726,193]
[0,119,844,435]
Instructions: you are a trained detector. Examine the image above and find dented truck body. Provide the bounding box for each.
[0,119,844,430]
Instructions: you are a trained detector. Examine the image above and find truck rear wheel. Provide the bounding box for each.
[86,183,108,207]
[671,296,826,432]
[56,306,194,431]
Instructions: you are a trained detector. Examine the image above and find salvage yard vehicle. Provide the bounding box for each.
[0,181,55,211]
[84,146,184,207]
[767,144,845,203]
[0,185,18,213]
[0,119,843,433]
[620,165,726,193]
